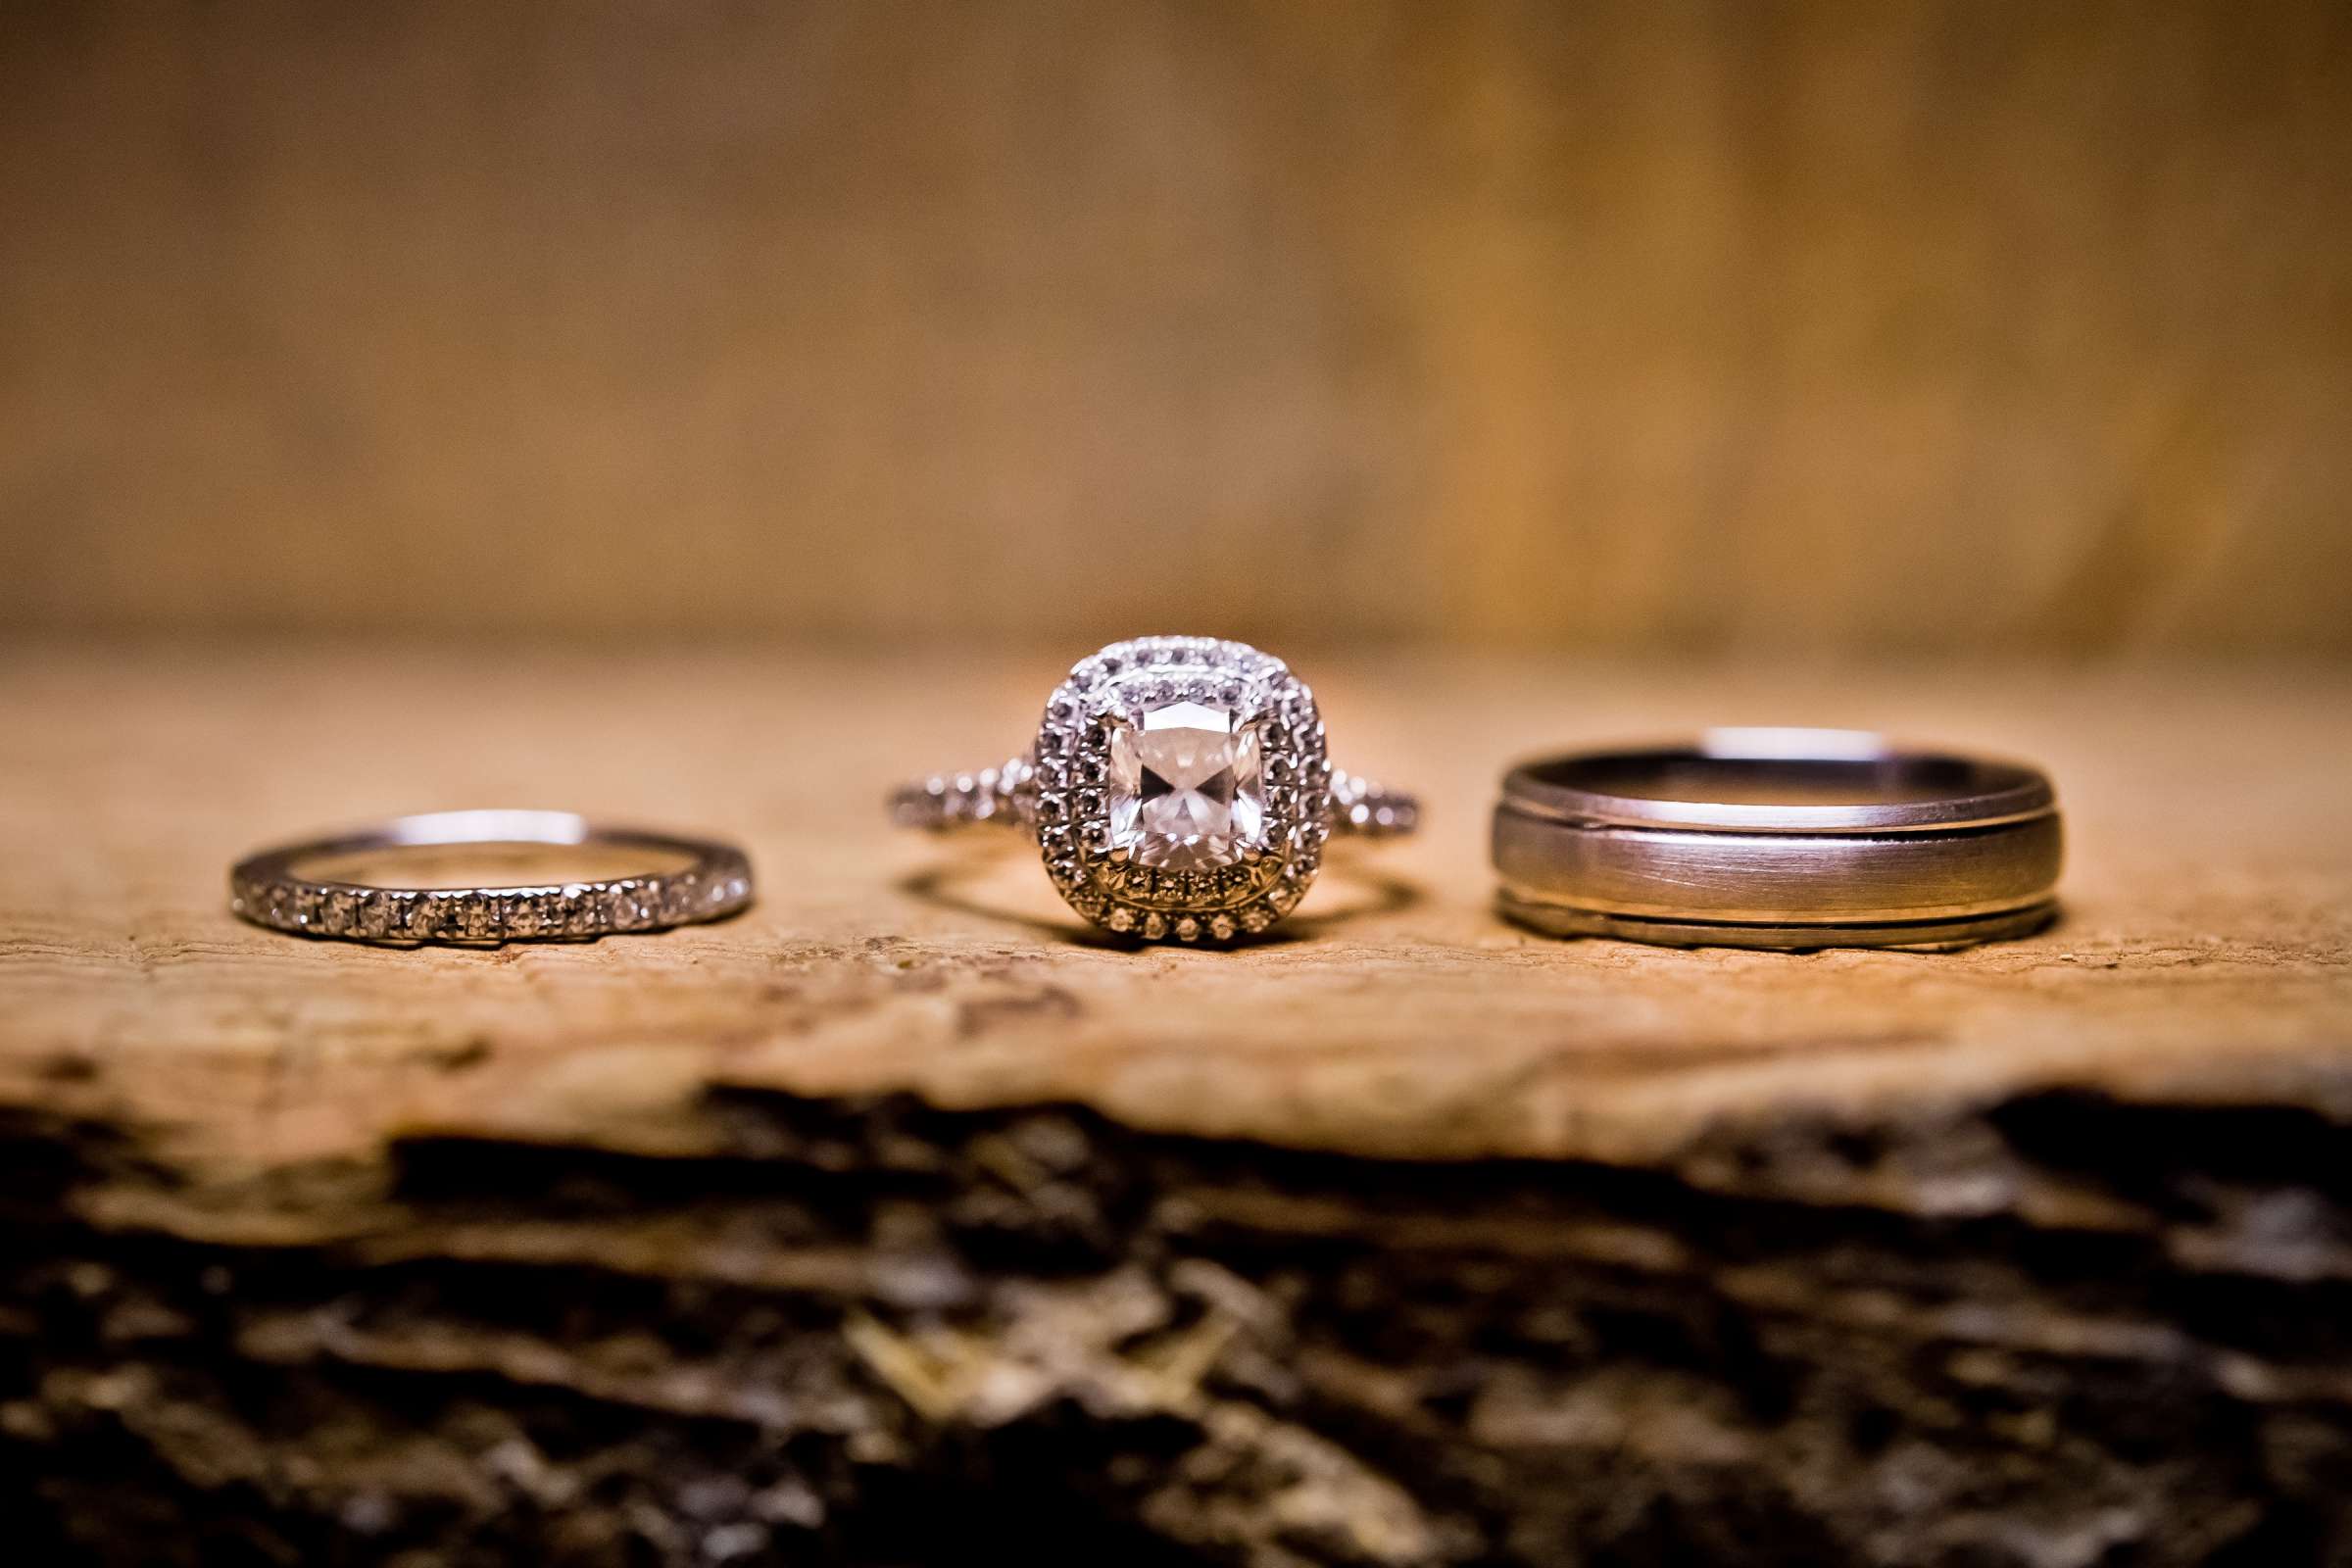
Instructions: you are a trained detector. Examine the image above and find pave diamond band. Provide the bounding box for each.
[889,758,1037,834]
[230,810,755,946]
[890,763,1416,841]
[1326,769,1420,840]
[891,637,1417,943]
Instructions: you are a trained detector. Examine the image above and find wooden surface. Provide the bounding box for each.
[6,645,2349,1184]
[5,646,2352,1564]
[5,1,2351,656]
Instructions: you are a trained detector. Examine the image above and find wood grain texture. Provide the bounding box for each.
[3,645,2351,1564]
[3,1,2350,656]
[3,645,2347,1180]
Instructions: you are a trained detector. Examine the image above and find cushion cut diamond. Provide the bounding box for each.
[1106,699,1268,870]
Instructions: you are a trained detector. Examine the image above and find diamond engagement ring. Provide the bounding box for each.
[891,637,1417,943]
[230,809,755,945]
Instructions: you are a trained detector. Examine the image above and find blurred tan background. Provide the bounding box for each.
[2,0,2346,657]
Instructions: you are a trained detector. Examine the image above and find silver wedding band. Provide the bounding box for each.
[230,809,754,945]
[1492,729,2061,950]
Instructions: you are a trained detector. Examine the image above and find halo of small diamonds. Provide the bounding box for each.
[1029,637,1331,943]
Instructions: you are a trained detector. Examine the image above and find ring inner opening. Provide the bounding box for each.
[1531,754,2005,808]
[294,841,697,890]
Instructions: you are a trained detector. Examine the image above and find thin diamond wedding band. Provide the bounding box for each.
[230,809,755,945]
[1494,729,2061,950]
[892,636,1417,942]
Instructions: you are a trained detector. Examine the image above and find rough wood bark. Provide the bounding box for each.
[3,649,2349,1565]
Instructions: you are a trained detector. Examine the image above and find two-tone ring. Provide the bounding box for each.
[1493,729,2062,950]
[892,637,1416,942]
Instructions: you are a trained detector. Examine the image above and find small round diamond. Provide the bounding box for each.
[564,888,601,935]
[606,883,650,929]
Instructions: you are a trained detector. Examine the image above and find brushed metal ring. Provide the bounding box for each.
[1493,728,2062,951]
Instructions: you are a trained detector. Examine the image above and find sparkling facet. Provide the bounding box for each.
[564,888,601,935]
[1106,700,1268,871]
[607,882,650,929]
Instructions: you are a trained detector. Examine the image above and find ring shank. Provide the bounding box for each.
[1494,813,2063,924]
[890,761,1418,840]
[1494,733,2061,950]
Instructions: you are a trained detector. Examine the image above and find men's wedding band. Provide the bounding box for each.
[1493,729,2061,950]
[231,809,755,945]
